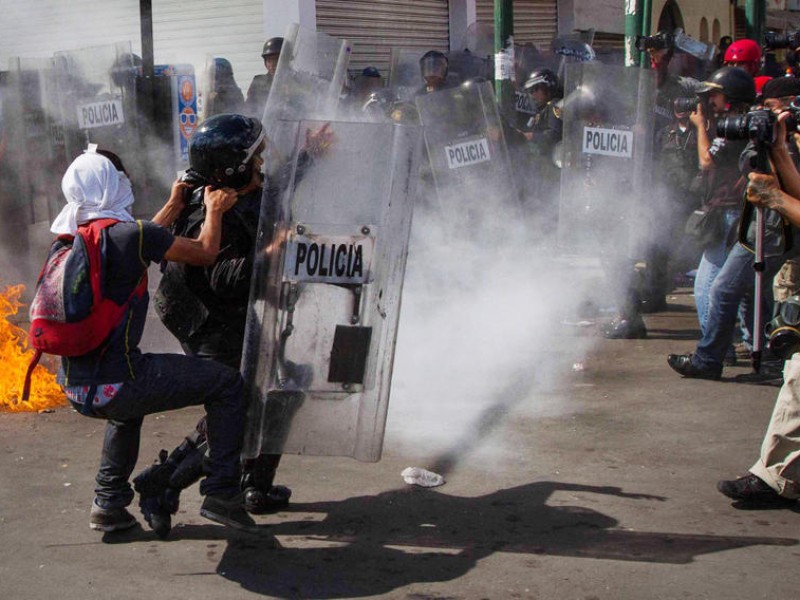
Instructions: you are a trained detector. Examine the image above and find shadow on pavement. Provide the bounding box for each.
[211,482,797,599]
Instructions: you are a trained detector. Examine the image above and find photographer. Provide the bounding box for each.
[667,67,756,379]
[717,108,800,507]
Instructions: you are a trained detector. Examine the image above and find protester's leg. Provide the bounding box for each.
[99,353,245,499]
[95,417,143,508]
[749,354,800,499]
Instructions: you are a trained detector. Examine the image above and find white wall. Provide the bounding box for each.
[0,0,272,101]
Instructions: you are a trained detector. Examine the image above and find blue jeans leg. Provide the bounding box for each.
[693,210,740,336]
[693,243,779,371]
[91,352,245,508]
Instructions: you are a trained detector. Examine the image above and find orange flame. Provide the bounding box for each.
[0,284,66,412]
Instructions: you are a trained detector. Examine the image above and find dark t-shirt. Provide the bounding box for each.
[703,137,748,209]
[59,220,174,386]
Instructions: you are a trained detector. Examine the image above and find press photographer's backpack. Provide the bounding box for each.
[22,218,147,401]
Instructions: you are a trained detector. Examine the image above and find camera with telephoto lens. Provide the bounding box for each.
[673,96,701,114]
[764,30,800,50]
[716,109,776,144]
[634,32,673,53]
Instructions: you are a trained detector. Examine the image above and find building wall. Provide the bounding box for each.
[0,0,268,96]
[650,0,733,41]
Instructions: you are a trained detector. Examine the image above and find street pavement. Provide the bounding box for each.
[1,287,798,599]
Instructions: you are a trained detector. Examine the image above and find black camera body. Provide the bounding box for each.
[634,32,673,53]
[673,96,701,114]
[764,30,800,51]
[716,109,776,145]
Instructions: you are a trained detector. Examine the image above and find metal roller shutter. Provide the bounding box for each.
[476,0,558,49]
[316,0,450,76]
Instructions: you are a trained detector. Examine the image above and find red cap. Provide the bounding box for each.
[754,75,773,96]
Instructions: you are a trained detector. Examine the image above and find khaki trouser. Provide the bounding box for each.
[773,258,800,302]
[750,353,800,499]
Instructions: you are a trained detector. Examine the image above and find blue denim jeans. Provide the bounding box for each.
[692,243,781,372]
[70,352,245,509]
[693,209,741,337]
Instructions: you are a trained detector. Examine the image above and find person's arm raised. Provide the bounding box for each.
[163,186,237,266]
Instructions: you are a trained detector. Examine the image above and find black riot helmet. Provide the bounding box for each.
[523,68,559,95]
[189,113,265,189]
[261,37,284,58]
[697,66,756,106]
[419,50,448,80]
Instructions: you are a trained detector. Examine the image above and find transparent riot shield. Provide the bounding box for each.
[415,80,519,221]
[3,57,68,278]
[241,119,423,462]
[262,24,350,163]
[388,48,426,103]
[558,62,655,257]
[53,42,168,217]
[200,55,244,119]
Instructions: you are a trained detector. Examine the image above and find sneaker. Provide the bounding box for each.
[200,494,259,532]
[717,474,796,506]
[90,501,137,532]
[667,353,722,380]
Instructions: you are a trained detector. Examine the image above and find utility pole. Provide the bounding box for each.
[139,0,155,123]
[745,0,766,43]
[494,0,514,112]
[625,0,643,67]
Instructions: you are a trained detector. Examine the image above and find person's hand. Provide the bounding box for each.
[746,171,781,208]
[523,131,534,142]
[689,101,705,129]
[203,186,237,213]
[304,122,334,157]
[167,178,192,207]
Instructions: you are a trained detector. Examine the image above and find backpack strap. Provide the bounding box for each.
[20,350,43,403]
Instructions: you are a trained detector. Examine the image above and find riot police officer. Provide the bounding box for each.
[603,31,700,338]
[138,114,290,537]
[245,37,283,118]
[417,50,449,95]
[521,68,562,213]
[205,57,245,117]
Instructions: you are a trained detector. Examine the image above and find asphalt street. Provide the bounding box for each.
[1,287,798,600]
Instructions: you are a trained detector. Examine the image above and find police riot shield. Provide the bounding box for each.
[558,62,655,257]
[262,24,350,163]
[388,48,428,103]
[241,119,422,461]
[415,80,519,220]
[2,57,68,276]
[53,42,166,217]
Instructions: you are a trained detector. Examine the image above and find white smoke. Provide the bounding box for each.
[386,195,604,471]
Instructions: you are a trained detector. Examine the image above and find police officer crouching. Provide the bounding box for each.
[135,114,290,537]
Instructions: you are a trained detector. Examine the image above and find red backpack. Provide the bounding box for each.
[22,218,147,401]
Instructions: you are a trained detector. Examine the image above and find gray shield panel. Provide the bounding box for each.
[558,62,655,257]
[241,119,423,462]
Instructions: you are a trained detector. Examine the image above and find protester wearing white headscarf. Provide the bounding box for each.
[51,150,135,235]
